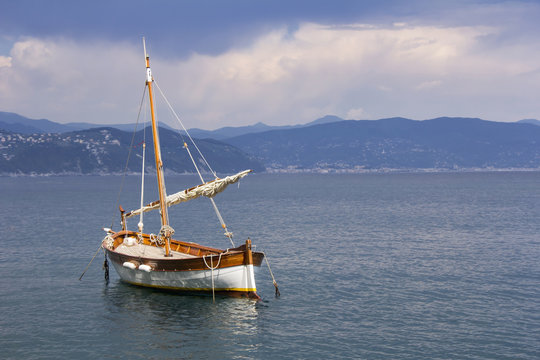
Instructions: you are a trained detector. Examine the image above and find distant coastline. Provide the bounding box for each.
[3,167,540,177]
[265,166,540,174]
[3,113,540,176]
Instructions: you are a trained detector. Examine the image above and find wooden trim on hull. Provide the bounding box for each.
[104,246,263,272]
[121,280,261,300]
[105,231,263,269]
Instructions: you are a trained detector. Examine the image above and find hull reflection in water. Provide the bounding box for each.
[103,280,262,357]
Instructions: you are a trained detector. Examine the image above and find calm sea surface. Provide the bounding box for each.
[0,172,539,359]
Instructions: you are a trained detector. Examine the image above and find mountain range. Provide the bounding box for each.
[1,111,540,175]
[0,126,264,175]
[225,117,540,172]
[185,115,343,139]
[0,111,342,138]
[0,111,179,134]
[518,119,540,126]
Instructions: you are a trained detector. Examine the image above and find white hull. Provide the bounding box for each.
[111,261,258,293]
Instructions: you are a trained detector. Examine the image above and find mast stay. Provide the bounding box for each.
[137,39,250,250]
[153,76,244,248]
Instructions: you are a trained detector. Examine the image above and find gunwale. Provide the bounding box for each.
[103,230,264,272]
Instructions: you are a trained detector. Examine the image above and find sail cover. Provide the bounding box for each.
[126,169,252,218]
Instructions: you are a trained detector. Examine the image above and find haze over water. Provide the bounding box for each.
[1,172,539,359]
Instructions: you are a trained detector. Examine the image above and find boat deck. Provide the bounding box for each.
[114,243,197,259]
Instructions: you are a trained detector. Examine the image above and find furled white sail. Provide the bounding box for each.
[126,169,252,218]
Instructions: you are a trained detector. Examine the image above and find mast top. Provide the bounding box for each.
[142,38,152,83]
[143,37,148,59]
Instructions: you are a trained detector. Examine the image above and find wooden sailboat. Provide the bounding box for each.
[101,41,264,299]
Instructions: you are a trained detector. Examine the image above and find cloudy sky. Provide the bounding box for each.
[1,0,540,129]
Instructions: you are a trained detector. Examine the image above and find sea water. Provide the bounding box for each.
[0,172,539,359]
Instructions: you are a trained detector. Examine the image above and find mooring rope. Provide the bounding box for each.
[79,244,103,281]
[202,253,223,270]
[203,253,223,302]
[262,251,281,297]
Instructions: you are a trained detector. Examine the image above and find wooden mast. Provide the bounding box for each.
[144,39,172,256]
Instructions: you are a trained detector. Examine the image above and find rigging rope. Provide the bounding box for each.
[138,102,148,234]
[155,77,237,247]
[184,142,235,247]
[153,80,217,178]
[183,140,206,184]
[109,85,148,230]
[138,141,146,232]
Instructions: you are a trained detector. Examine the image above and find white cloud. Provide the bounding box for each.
[416,80,442,90]
[0,56,11,68]
[2,20,540,128]
[346,108,366,120]
[10,39,51,69]
[0,38,141,124]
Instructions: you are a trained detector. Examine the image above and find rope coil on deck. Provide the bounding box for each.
[103,235,114,250]
[159,225,175,239]
[149,233,163,246]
